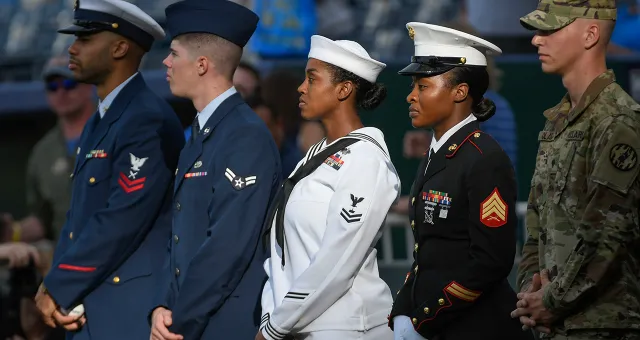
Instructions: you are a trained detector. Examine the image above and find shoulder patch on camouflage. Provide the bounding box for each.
[591,122,640,194]
[609,144,637,171]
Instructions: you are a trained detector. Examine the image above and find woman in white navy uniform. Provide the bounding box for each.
[256,35,400,340]
[388,23,532,340]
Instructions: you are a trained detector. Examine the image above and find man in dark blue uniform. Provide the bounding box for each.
[149,1,281,339]
[34,0,184,339]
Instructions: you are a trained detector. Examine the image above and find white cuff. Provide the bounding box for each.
[260,313,270,329]
[261,317,289,340]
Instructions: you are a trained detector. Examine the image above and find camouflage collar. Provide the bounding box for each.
[543,69,616,125]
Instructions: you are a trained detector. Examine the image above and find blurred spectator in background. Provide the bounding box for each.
[261,68,305,154]
[315,0,355,39]
[608,0,640,54]
[248,95,301,176]
[0,242,40,269]
[0,54,93,340]
[393,21,518,215]
[298,120,326,155]
[0,241,65,340]
[1,56,94,244]
[234,61,261,100]
[448,20,518,173]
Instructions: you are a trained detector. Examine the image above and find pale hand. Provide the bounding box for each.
[150,307,183,340]
[0,242,41,268]
[511,270,553,334]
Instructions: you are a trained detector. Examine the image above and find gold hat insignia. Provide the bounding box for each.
[408,26,415,40]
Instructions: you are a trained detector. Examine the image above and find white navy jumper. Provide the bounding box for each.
[261,127,400,339]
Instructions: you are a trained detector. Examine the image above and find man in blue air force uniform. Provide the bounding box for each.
[34,0,184,339]
[149,1,282,340]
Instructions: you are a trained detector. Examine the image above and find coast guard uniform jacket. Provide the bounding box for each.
[388,117,532,340]
[156,89,281,339]
[261,127,400,340]
[43,73,184,340]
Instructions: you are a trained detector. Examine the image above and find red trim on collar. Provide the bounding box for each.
[445,130,482,158]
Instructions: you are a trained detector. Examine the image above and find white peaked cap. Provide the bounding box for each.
[82,0,165,40]
[308,35,386,83]
[59,0,165,51]
[407,22,502,66]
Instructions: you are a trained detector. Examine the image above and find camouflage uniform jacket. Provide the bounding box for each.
[517,70,640,331]
[27,124,74,242]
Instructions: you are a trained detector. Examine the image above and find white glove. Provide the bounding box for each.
[393,316,427,340]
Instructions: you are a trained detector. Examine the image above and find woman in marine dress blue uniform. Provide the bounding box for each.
[388,23,534,340]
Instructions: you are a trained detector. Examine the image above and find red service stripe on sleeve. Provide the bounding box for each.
[58,264,97,272]
[118,178,144,194]
[119,172,146,185]
[118,172,146,193]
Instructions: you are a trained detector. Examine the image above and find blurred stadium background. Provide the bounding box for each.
[0,0,639,338]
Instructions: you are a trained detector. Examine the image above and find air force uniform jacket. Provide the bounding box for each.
[388,118,532,340]
[43,73,184,339]
[261,127,400,339]
[156,89,282,339]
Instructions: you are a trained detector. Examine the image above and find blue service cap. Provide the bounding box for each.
[58,0,165,52]
[165,0,259,47]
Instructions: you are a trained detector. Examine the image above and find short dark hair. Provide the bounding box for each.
[445,66,496,122]
[326,64,387,111]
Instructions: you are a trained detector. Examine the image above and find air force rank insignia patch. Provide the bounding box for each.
[225,168,256,190]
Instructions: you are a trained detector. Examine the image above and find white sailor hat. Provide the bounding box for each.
[58,0,165,52]
[399,22,502,77]
[308,35,386,83]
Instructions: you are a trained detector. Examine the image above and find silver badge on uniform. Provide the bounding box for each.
[423,190,452,223]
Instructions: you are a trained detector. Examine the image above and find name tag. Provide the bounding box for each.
[565,130,585,141]
[538,131,555,141]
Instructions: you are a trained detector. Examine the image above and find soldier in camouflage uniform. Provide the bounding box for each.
[1,57,95,244]
[512,1,640,339]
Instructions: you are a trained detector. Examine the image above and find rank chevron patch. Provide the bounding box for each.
[224,168,256,191]
[480,187,507,227]
[118,172,145,194]
[340,208,363,223]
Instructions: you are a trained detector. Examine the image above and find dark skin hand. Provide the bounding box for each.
[34,284,85,331]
